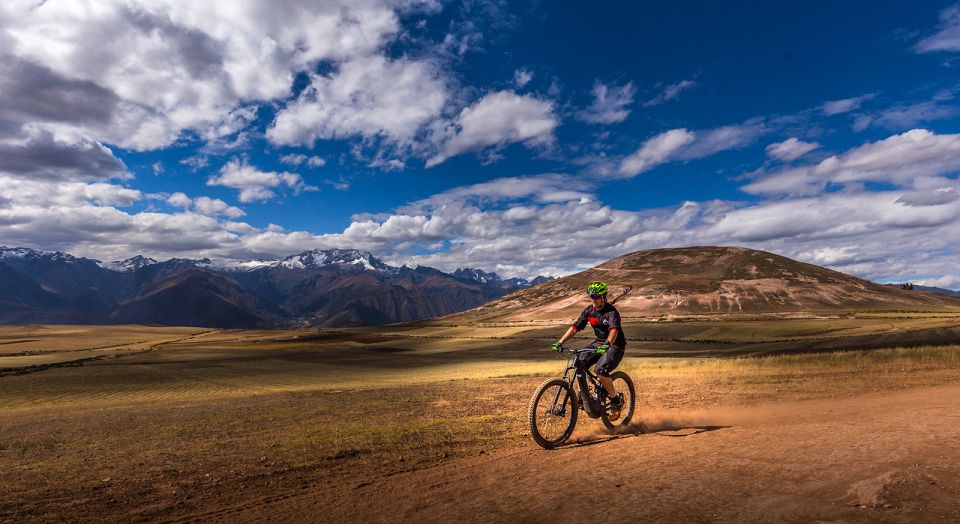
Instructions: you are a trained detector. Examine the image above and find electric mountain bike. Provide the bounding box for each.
[527,346,636,449]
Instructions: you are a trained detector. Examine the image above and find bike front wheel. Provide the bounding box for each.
[528,378,578,449]
[601,371,636,430]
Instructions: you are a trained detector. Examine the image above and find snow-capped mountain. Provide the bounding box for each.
[0,245,555,328]
[278,248,396,272]
[0,246,83,264]
[454,267,555,288]
[103,255,159,272]
[454,268,501,284]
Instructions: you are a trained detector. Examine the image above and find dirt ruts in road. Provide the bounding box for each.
[207,384,960,523]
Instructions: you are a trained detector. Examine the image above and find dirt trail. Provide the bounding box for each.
[199,384,960,523]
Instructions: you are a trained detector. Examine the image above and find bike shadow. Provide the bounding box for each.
[565,423,730,448]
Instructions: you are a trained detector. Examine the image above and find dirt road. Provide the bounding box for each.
[195,384,960,523]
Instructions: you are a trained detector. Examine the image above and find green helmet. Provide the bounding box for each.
[587,281,608,296]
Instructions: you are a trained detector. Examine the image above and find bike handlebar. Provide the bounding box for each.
[555,346,599,355]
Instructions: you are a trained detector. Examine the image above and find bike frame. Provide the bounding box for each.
[553,348,607,419]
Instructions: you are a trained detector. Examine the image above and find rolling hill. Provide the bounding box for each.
[446,246,960,324]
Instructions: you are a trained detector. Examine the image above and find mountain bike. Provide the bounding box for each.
[528,346,636,449]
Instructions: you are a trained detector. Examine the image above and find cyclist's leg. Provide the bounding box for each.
[595,345,624,397]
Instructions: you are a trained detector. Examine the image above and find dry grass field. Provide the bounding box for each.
[3,317,960,521]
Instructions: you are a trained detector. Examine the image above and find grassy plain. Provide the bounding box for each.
[3,315,960,521]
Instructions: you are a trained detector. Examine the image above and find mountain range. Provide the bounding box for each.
[0,246,552,327]
[445,246,960,324]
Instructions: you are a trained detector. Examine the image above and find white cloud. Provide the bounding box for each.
[267,55,449,147]
[643,79,696,107]
[765,138,820,162]
[710,192,960,242]
[858,98,960,131]
[916,3,960,53]
[578,81,636,124]
[207,158,317,203]
[427,90,558,167]
[821,94,875,115]
[0,123,129,182]
[166,192,192,208]
[193,196,245,218]
[744,129,960,196]
[682,122,766,159]
[3,162,960,286]
[2,1,440,151]
[619,129,695,176]
[165,191,244,217]
[513,68,534,88]
[279,154,308,166]
[280,154,326,168]
[618,121,765,177]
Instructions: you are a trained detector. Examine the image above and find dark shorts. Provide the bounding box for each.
[575,341,625,377]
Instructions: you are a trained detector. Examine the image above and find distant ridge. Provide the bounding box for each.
[0,246,550,327]
[444,246,960,324]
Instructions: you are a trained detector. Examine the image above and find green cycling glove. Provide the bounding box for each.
[551,342,563,352]
[596,343,610,355]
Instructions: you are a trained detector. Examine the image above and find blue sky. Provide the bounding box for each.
[2,0,960,287]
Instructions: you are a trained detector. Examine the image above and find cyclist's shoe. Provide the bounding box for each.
[607,395,623,421]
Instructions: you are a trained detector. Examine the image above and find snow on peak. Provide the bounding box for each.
[0,246,81,264]
[279,249,395,272]
[103,255,159,272]
[454,268,501,284]
[0,246,40,260]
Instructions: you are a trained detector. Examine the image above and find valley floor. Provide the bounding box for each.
[3,324,960,521]
[233,384,960,523]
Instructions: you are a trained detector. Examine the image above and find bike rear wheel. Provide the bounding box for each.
[601,371,636,430]
[528,378,578,449]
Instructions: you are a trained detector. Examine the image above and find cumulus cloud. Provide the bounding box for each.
[643,79,696,107]
[166,192,244,218]
[710,192,960,242]
[193,196,246,218]
[513,68,534,88]
[916,3,960,53]
[853,96,960,131]
[3,163,960,287]
[765,138,820,162]
[619,121,765,177]
[166,192,192,208]
[280,154,326,168]
[0,124,128,181]
[2,0,440,151]
[821,94,875,115]
[578,82,636,124]
[207,159,317,203]
[426,90,558,167]
[400,173,592,214]
[744,129,960,196]
[290,169,960,285]
[268,55,449,148]
[619,129,695,176]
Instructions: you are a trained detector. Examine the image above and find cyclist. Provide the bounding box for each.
[551,281,626,420]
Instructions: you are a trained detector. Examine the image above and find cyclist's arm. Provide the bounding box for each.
[557,326,577,345]
[604,328,618,346]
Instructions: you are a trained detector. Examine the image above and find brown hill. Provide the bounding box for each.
[446,246,960,324]
[111,269,286,328]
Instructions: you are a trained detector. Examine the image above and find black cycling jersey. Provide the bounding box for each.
[571,302,626,347]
